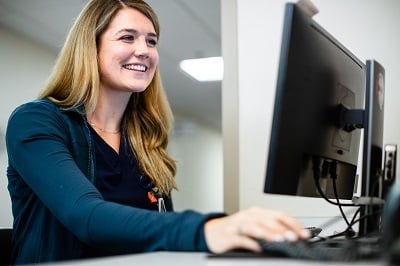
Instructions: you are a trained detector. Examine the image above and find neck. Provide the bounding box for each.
[89,122,120,134]
[86,88,131,134]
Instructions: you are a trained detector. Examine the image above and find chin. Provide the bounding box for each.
[128,85,148,93]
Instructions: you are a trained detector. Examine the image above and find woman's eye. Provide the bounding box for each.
[147,39,158,47]
[121,35,134,41]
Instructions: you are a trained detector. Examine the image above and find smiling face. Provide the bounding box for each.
[98,7,159,94]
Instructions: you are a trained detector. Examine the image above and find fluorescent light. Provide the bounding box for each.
[179,56,223,82]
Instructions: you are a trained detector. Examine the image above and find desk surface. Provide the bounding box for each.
[53,252,386,266]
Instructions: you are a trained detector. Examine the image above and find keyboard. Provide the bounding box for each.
[257,236,383,261]
[209,235,383,262]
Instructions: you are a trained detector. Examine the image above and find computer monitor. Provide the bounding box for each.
[264,2,366,200]
[358,60,385,235]
[361,60,385,199]
[362,60,385,197]
[264,1,388,236]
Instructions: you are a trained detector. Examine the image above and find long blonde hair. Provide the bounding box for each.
[39,0,177,195]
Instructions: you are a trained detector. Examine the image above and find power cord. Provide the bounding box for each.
[312,157,356,236]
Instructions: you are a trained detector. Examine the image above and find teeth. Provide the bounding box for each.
[124,64,147,72]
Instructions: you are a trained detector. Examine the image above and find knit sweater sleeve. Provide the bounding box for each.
[6,100,225,254]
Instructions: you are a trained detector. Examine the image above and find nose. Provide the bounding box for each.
[134,37,149,57]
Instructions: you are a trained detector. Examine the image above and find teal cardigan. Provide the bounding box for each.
[6,99,222,264]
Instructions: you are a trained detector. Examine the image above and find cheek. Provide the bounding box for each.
[97,49,112,76]
[98,51,123,77]
[152,51,159,68]
[98,56,113,81]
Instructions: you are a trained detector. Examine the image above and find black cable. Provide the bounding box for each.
[349,207,383,232]
[315,207,383,242]
[332,174,352,227]
[311,157,357,238]
[312,209,360,242]
[330,160,357,236]
[327,207,361,240]
[349,207,361,227]
[310,155,386,242]
[312,168,355,207]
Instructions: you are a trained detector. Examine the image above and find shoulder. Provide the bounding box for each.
[9,98,59,120]
[6,98,77,141]
[8,98,84,126]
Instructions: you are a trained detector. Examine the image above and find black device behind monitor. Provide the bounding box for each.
[264,2,365,199]
[358,60,385,235]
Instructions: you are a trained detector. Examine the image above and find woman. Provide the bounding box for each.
[5,0,310,264]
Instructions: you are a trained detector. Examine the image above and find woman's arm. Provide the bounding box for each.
[6,101,214,253]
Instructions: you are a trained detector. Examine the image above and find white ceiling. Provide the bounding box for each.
[0,0,222,131]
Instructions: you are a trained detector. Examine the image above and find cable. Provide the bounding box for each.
[312,157,357,237]
[316,206,383,242]
[332,174,352,227]
[312,158,355,207]
[311,156,386,240]
[312,208,360,242]
[330,160,357,236]
[350,207,383,232]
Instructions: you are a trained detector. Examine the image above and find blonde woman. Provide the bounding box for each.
[5,0,309,264]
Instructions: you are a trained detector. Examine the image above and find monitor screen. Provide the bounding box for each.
[264,2,366,200]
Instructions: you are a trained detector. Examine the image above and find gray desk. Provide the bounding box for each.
[53,252,386,266]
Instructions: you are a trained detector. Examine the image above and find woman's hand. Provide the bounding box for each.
[204,207,311,253]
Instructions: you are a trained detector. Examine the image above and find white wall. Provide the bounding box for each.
[222,0,400,233]
[0,26,223,227]
[0,26,56,227]
[170,116,223,213]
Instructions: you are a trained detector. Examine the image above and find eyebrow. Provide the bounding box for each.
[115,28,157,38]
